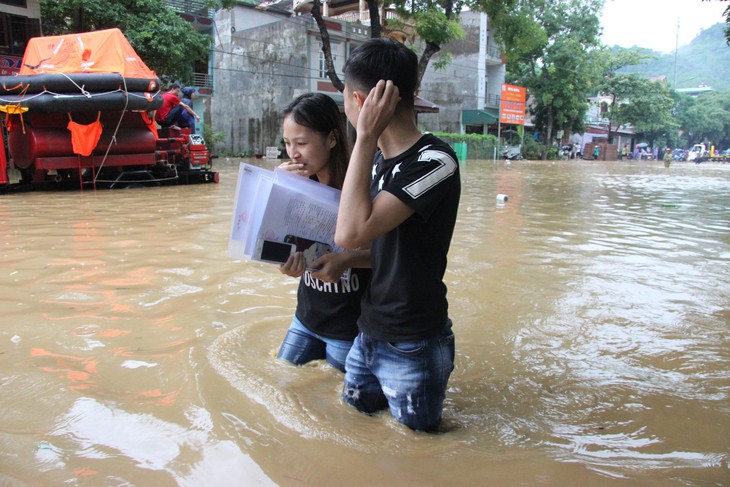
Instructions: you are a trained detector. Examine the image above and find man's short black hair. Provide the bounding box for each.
[344,37,417,108]
[168,83,180,91]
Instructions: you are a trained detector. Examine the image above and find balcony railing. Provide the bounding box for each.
[486,93,500,107]
[486,44,500,60]
[193,72,213,89]
[331,8,401,24]
[166,0,213,19]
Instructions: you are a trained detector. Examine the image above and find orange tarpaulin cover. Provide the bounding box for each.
[19,28,156,78]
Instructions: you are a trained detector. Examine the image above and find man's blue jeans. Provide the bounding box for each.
[342,320,455,432]
[277,316,353,373]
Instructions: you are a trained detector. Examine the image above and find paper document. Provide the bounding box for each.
[228,163,344,268]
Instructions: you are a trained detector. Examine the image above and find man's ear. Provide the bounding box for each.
[353,89,366,110]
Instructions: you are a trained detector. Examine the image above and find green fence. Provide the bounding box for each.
[453,142,467,161]
[439,136,498,161]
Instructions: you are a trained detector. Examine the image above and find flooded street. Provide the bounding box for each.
[1,157,729,486]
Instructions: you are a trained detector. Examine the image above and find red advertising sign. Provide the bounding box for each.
[0,55,23,76]
[500,83,526,125]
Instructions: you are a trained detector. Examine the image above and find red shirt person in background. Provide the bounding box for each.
[155,84,200,129]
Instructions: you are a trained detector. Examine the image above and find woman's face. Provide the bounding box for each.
[283,115,336,179]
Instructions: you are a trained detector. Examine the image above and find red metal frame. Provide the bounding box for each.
[0,129,8,185]
[34,153,156,170]
[1,112,216,189]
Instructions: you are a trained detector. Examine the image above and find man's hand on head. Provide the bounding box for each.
[356,80,401,140]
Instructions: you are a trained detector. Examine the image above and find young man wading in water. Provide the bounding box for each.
[335,38,461,432]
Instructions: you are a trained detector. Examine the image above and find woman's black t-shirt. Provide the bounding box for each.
[295,267,371,340]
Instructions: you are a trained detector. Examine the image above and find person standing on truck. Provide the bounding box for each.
[179,87,197,132]
[155,84,199,129]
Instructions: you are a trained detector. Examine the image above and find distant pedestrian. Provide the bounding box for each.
[663,147,672,168]
[621,144,627,160]
[593,145,600,160]
[570,144,579,159]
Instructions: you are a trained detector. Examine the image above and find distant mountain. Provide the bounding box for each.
[618,23,730,93]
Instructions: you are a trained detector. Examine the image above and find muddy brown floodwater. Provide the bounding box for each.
[1,157,729,486]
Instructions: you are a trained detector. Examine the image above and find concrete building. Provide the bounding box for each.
[675,83,714,97]
[418,10,505,135]
[210,3,505,155]
[581,94,635,158]
[212,3,368,155]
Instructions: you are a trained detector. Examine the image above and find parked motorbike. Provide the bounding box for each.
[502,147,523,160]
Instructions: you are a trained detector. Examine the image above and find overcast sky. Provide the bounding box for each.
[600,0,728,52]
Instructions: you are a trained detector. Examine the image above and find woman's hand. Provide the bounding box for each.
[278,160,305,176]
[279,252,305,278]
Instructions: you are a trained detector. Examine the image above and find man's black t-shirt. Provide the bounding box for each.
[296,267,371,340]
[358,134,460,342]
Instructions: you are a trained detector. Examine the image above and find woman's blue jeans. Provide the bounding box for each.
[342,320,455,432]
[277,316,353,373]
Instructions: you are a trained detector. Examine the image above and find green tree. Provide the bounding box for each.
[40,0,211,82]
[495,0,603,159]
[677,92,730,148]
[674,93,703,146]
[618,78,678,147]
[593,47,655,143]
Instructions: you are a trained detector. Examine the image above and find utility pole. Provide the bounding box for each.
[673,18,680,87]
[477,12,487,111]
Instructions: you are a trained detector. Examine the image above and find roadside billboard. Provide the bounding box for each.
[499,84,526,125]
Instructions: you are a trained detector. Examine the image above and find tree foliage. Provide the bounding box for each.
[593,47,658,142]
[494,0,603,159]
[40,0,211,82]
[390,0,465,86]
[618,79,678,145]
[676,91,730,147]
[309,0,515,92]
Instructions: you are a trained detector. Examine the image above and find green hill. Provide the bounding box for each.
[618,23,730,92]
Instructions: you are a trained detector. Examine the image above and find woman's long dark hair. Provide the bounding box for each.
[281,93,350,189]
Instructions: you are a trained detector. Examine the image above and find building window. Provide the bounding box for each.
[0,0,27,7]
[318,50,337,79]
[0,13,41,56]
